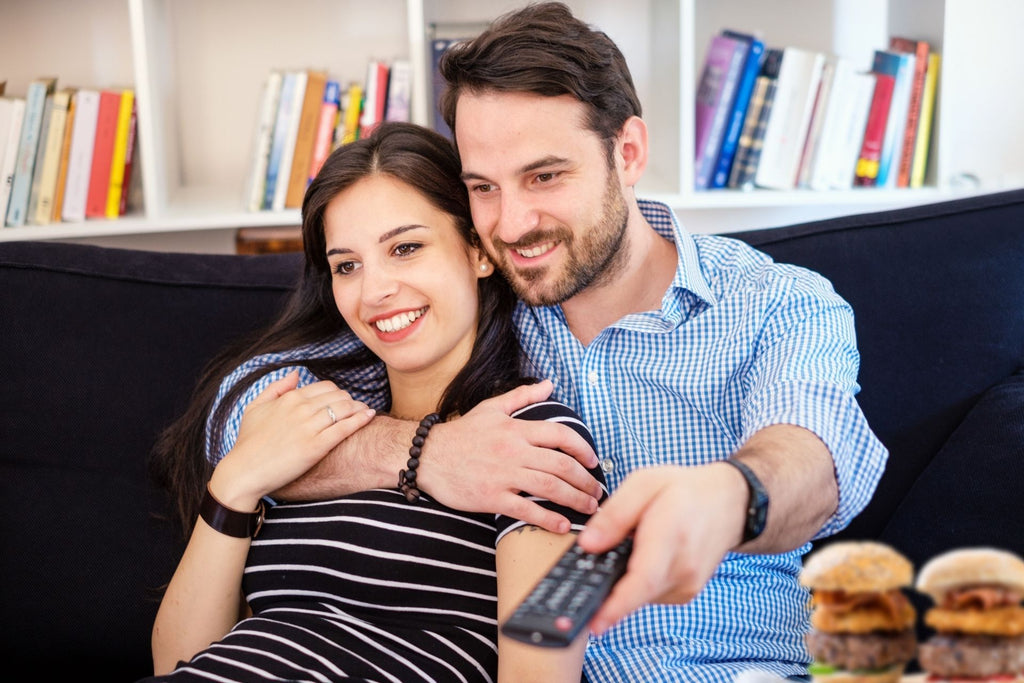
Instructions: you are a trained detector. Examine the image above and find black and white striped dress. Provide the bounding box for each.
[143,401,604,683]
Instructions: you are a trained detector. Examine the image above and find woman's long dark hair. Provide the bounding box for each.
[151,122,523,536]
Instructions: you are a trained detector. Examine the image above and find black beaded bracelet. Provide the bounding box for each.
[398,412,440,503]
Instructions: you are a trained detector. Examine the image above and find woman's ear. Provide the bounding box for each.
[617,116,648,187]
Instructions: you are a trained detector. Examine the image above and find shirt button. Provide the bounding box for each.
[601,458,615,473]
[587,370,600,385]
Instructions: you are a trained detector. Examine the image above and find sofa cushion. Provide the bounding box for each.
[878,367,1024,563]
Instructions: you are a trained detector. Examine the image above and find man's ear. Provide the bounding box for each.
[617,116,648,187]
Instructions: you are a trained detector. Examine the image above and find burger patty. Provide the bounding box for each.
[805,629,917,671]
[918,633,1024,677]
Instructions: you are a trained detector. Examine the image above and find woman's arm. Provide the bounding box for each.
[152,372,374,673]
[496,527,588,683]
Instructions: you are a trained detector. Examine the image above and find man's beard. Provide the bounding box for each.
[494,173,630,307]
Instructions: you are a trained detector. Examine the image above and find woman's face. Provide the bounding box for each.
[324,174,490,384]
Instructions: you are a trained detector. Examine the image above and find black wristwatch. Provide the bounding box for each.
[723,458,769,544]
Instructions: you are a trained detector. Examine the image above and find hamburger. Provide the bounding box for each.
[915,547,1024,682]
[800,541,917,683]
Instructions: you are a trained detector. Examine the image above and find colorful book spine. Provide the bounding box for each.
[285,70,327,209]
[117,97,138,216]
[711,33,765,189]
[61,88,101,222]
[51,91,78,222]
[875,50,915,188]
[272,70,308,211]
[25,94,55,223]
[33,88,74,224]
[910,53,941,188]
[728,48,783,190]
[85,89,122,218]
[308,79,341,184]
[6,77,57,227]
[854,68,897,187]
[244,70,283,212]
[890,37,931,188]
[359,60,389,139]
[384,60,412,123]
[338,82,363,147]
[694,34,747,190]
[263,70,298,210]
[105,89,136,218]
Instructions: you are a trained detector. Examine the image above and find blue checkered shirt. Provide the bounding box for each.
[207,199,887,682]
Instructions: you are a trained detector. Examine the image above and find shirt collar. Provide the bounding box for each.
[638,198,717,309]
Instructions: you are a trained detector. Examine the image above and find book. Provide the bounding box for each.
[25,92,55,223]
[61,88,101,222]
[105,89,136,218]
[874,49,915,188]
[6,77,57,227]
[854,65,897,187]
[0,97,27,223]
[85,89,122,218]
[359,60,389,139]
[384,59,412,123]
[430,37,463,138]
[262,70,301,210]
[285,69,327,209]
[889,37,931,188]
[271,70,308,211]
[693,33,748,190]
[307,79,341,184]
[244,70,284,212]
[795,58,836,189]
[51,89,78,222]
[728,48,783,189]
[116,95,138,216]
[336,81,363,147]
[910,52,941,188]
[807,61,876,190]
[32,87,74,224]
[755,47,825,190]
[711,32,766,189]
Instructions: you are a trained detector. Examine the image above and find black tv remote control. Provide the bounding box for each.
[500,537,633,647]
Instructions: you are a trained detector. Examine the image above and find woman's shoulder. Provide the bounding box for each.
[510,400,594,449]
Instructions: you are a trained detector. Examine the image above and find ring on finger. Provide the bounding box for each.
[324,405,337,425]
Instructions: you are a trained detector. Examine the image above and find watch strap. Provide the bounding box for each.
[199,484,265,539]
[723,458,769,544]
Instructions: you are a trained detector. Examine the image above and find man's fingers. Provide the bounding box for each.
[577,473,659,553]
[488,379,555,415]
[513,416,598,469]
[496,495,572,535]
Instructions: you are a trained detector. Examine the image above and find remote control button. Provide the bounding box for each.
[555,616,573,632]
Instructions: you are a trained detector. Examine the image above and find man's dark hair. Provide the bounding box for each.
[438,2,642,156]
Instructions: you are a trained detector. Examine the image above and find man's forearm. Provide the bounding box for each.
[733,423,838,554]
[272,414,414,501]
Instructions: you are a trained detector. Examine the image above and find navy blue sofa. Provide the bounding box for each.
[1,188,1022,678]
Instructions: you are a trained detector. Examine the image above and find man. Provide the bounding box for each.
[210,4,887,680]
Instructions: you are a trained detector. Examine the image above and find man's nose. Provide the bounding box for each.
[497,189,542,245]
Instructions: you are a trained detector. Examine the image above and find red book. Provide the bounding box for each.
[889,37,930,188]
[85,90,120,218]
[853,72,895,187]
[118,99,138,216]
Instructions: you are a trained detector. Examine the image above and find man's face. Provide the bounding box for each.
[456,92,629,306]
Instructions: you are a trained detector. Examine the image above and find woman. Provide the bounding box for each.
[144,122,605,682]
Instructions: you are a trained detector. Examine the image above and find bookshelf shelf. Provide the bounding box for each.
[1,0,1021,250]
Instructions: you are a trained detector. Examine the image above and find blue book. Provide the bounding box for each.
[263,71,298,210]
[875,49,914,188]
[694,35,748,189]
[711,32,765,189]
[6,77,56,226]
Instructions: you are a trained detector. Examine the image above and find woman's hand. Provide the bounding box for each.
[210,371,375,509]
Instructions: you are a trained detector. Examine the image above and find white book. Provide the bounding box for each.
[0,97,27,223]
[825,70,876,190]
[384,60,412,123]
[796,59,836,189]
[755,47,825,190]
[807,58,868,190]
[244,70,283,212]
[61,89,101,223]
[877,51,915,188]
[26,94,55,223]
[271,70,307,211]
[6,77,57,226]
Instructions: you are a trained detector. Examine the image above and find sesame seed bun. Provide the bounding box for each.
[800,541,914,593]
[916,547,1024,602]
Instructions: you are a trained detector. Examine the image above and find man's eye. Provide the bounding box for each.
[535,172,557,183]
[473,183,494,194]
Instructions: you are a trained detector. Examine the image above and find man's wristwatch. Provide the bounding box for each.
[724,458,769,544]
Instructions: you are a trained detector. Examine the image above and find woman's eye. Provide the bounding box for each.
[333,261,358,275]
[393,242,421,257]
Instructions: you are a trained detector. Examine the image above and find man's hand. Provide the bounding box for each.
[421,380,603,533]
[575,463,746,635]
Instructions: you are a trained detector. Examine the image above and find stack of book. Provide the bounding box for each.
[694,29,941,191]
[245,58,412,213]
[1,78,138,226]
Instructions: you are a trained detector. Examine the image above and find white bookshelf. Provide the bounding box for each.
[1,0,1021,251]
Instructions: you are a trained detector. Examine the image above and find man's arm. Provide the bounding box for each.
[273,380,603,533]
[577,423,836,634]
